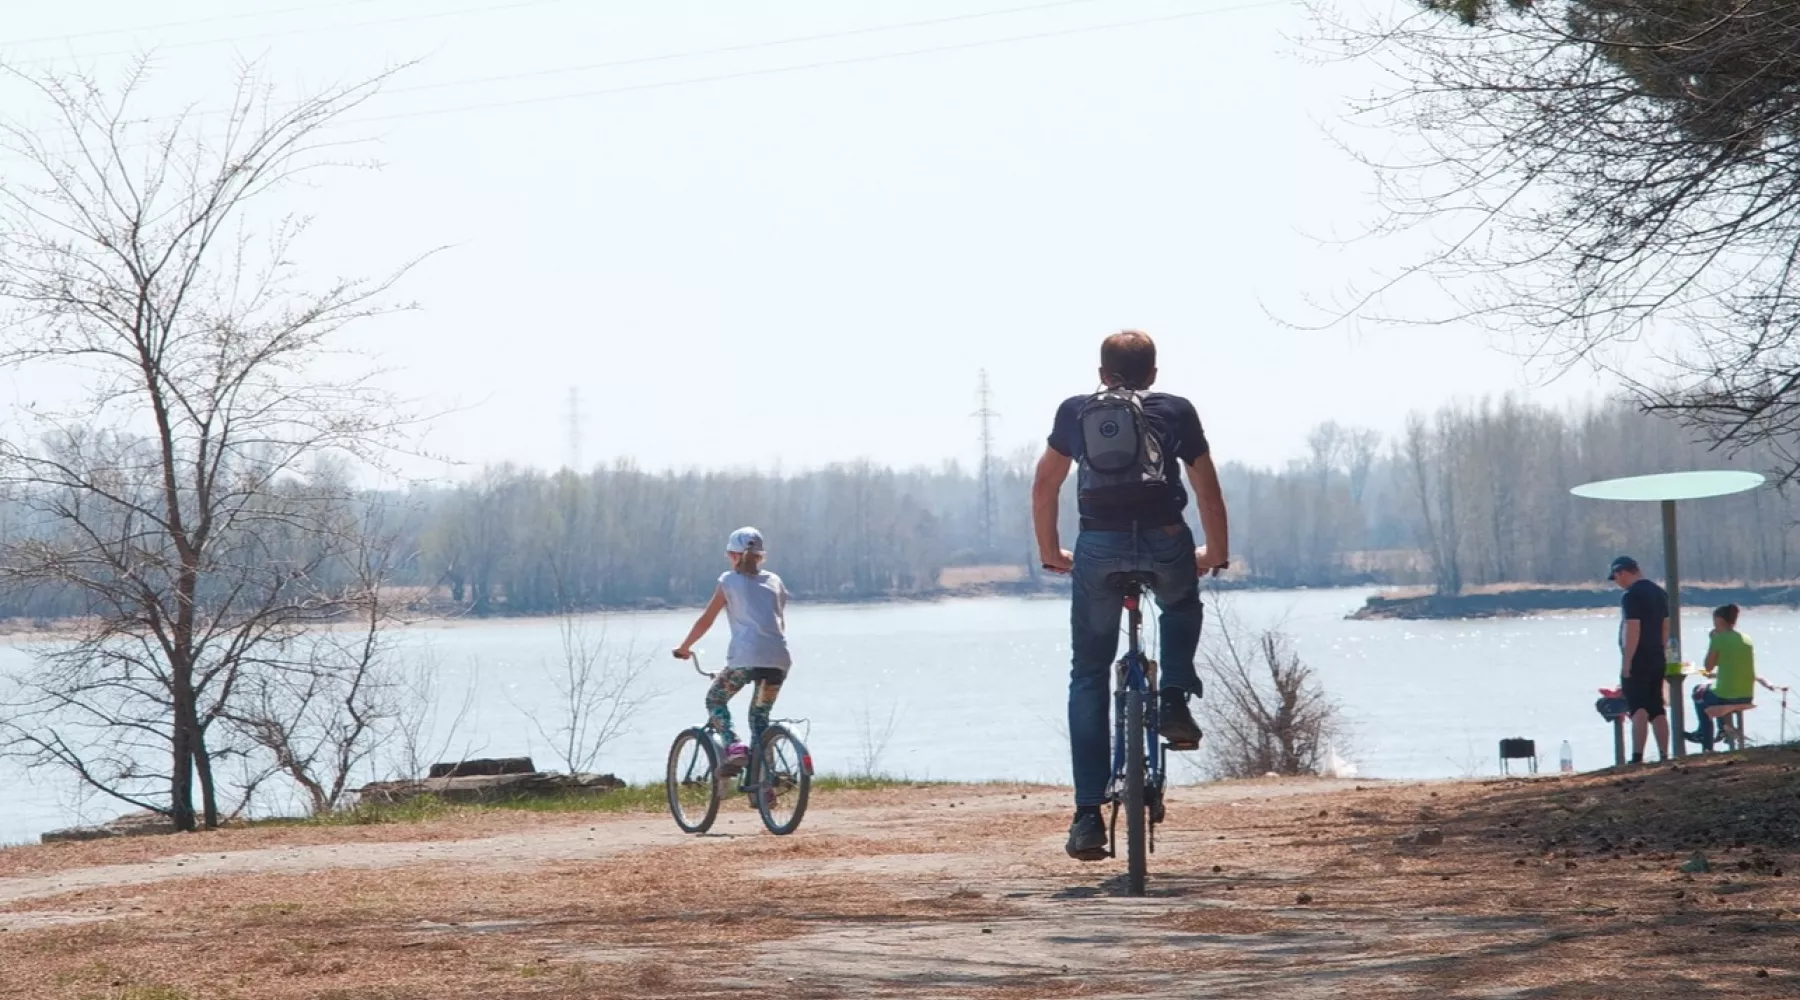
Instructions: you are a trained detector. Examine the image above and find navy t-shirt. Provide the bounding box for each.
[1620,578,1669,677]
[1047,391,1209,524]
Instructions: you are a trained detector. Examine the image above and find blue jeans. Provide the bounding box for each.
[1068,525,1204,807]
[1689,684,1752,748]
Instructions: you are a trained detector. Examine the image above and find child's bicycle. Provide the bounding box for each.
[665,654,813,836]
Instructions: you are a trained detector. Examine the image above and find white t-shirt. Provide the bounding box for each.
[719,569,792,672]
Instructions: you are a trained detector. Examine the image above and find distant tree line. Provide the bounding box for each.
[2,398,1797,619]
[1387,399,1800,594]
[415,462,948,612]
[1219,398,1800,593]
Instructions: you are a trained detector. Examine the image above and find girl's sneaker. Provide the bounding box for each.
[720,742,750,777]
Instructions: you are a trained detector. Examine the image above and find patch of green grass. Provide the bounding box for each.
[252,795,462,828]
[261,774,941,827]
[812,773,929,792]
[469,784,674,814]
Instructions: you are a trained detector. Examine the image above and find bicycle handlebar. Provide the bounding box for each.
[673,650,716,679]
[1040,561,1231,576]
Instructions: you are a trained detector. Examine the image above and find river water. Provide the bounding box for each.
[6,588,1798,845]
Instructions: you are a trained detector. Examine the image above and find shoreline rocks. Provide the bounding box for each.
[41,810,172,844]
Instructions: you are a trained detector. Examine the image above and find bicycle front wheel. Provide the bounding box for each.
[667,728,721,834]
[1124,688,1148,896]
[755,724,813,835]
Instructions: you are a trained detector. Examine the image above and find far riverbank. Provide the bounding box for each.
[1351,582,1800,620]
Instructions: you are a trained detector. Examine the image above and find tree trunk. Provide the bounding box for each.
[194,731,221,829]
[170,663,198,832]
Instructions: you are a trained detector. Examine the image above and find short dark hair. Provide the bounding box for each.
[1714,603,1740,626]
[1101,330,1156,389]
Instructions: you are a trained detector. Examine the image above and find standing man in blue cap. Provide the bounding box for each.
[1611,556,1671,763]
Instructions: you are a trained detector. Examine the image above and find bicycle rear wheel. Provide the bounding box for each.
[1124,688,1148,896]
[755,725,812,835]
[666,728,721,834]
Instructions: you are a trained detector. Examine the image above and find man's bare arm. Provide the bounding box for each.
[1184,452,1230,570]
[1033,447,1073,572]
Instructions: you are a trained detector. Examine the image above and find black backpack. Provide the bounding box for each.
[1076,387,1171,512]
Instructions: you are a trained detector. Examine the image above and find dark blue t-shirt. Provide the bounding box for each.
[1048,391,1209,525]
[1621,578,1669,677]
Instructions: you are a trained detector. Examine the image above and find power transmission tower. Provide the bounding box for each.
[566,386,583,472]
[973,370,998,556]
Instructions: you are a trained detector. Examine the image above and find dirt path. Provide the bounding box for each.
[0,780,1347,914]
[4,763,1800,999]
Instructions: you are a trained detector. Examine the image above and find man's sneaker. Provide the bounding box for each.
[719,742,750,777]
[1065,810,1108,861]
[1147,785,1166,825]
[1159,689,1202,748]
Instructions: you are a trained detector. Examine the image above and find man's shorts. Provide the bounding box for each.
[1624,668,1666,720]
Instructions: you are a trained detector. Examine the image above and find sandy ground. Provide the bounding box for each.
[5,755,1800,999]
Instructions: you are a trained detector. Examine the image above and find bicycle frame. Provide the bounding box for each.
[1107,581,1165,857]
[684,654,798,796]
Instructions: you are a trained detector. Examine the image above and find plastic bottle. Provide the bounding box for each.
[1559,740,1574,774]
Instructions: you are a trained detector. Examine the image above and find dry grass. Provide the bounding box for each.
[0,779,994,881]
[8,764,1800,997]
[0,833,1015,1000]
[0,811,520,879]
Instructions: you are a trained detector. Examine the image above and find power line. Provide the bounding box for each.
[28,0,1162,132]
[18,1,1289,137]
[358,1,1293,125]
[0,0,392,49]
[381,0,1116,100]
[0,0,581,68]
[0,1,1290,160]
[4,0,1097,74]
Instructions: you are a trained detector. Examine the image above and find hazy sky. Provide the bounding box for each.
[0,0,1614,480]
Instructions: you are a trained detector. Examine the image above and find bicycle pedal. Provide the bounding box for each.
[1164,739,1201,752]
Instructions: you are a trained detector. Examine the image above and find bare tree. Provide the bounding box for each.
[1402,413,1461,595]
[524,616,657,775]
[0,63,416,831]
[1198,600,1341,779]
[1313,1,1800,481]
[219,524,411,816]
[854,702,902,778]
[1344,428,1380,508]
[387,647,481,783]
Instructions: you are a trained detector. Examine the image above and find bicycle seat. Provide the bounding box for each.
[1104,571,1158,593]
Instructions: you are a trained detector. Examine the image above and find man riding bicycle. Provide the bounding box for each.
[1032,330,1230,860]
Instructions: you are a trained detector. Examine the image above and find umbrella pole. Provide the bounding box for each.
[1664,500,1687,759]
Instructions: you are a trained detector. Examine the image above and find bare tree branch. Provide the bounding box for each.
[1309,1,1800,479]
[0,62,421,830]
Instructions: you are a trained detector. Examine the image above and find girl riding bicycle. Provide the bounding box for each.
[672,527,792,776]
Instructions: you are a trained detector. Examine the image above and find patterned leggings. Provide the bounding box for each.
[706,667,784,745]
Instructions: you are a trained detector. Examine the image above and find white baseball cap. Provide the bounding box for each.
[726,526,765,554]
